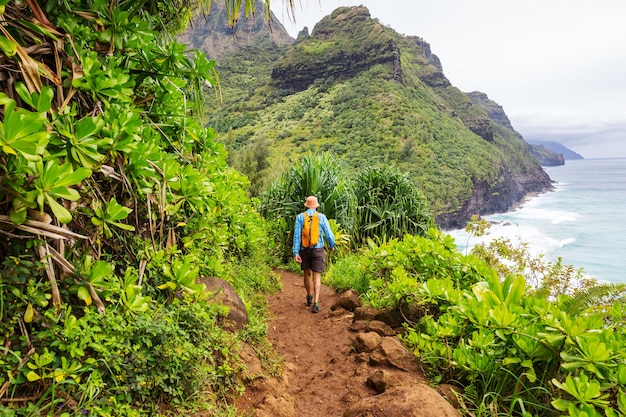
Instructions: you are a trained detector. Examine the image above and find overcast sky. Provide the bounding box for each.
[269,0,626,158]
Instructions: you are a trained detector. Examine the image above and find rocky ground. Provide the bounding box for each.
[235,270,462,417]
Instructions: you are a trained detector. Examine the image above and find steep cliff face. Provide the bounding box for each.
[466,91,518,133]
[271,7,402,92]
[177,2,293,61]
[438,165,554,229]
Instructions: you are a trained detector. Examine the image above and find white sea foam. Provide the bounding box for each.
[557,237,577,248]
[451,158,626,283]
[503,207,582,224]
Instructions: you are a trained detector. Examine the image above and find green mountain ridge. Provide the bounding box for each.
[190,6,553,229]
[466,91,565,167]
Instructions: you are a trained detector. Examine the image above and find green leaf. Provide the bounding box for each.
[111,222,135,231]
[0,34,16,56]
[45,195,73,224]
[503,274,526,306]
[90,261,113,285]
[24,303,34,323]
[13,83,52,112]
[53,166,91,188]
[49,186,80,201]
[0,99,49,159]
[76,286,92,306]
[26,371,41,382]
[157,282,176,290]
[502,357,520,366]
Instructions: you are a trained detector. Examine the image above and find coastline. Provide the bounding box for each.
[449,158,626,284]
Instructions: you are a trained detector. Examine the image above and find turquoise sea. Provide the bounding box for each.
[448,158,626,284]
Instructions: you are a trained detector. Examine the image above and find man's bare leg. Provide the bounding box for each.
[313,271,322,304]
[303,269,313,298]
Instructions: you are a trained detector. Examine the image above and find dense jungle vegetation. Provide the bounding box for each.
[1,1,625,417]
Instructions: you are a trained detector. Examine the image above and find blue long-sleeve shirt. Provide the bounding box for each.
[293,209,336,256]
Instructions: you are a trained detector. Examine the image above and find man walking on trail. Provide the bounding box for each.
[293,196,336,313]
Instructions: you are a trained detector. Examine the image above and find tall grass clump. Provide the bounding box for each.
[352,166,434,246]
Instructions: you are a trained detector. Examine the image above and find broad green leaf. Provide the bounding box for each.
[112,222,135,231]
[617,365,626,385]
[503,357,521,366]
[49,186,80,201]
[157,281,176,290]
[618,389,626,413]
[53,166,91,188]
[503,274,526,306]
[0,100,49,158]
[15,82,34,108]
[45,195,72,224]
[76,286,92,306]
[26,371,41,382]
[550,398,572,411]
[90,261,113,285]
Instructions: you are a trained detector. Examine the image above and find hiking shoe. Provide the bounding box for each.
[306,294,313,306]
[311,303,320,313]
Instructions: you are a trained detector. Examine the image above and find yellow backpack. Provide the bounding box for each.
[302,212,320,248]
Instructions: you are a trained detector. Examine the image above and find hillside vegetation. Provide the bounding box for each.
[206,6,552,229]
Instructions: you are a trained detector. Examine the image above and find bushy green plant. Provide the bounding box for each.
[325,253,369,294]
[333,228,626,417]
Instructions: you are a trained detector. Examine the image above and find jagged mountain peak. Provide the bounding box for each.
[311,6,375,38]
[271,6,402,92]
[177,2,293,61]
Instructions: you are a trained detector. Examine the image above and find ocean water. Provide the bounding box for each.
[448,158,626,284]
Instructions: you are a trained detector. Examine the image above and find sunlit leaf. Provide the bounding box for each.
[26,371,41,382]
[24,303,34,323]
[0,34,16,56]
[77,286,92,306]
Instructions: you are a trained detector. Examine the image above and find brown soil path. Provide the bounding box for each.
[236,270,377,416]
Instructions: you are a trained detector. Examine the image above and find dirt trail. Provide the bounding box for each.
[236,270,377,416]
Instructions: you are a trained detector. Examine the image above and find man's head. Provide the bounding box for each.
[304,196,320,209]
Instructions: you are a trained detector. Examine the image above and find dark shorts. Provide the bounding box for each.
[300,247,326,272]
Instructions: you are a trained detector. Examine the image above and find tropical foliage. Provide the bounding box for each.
[327,227,626,417]
[256,152,354,261]
[352,166,434,244]
[0,1,279,415]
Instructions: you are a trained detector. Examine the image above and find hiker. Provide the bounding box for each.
[293,196,336,313]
